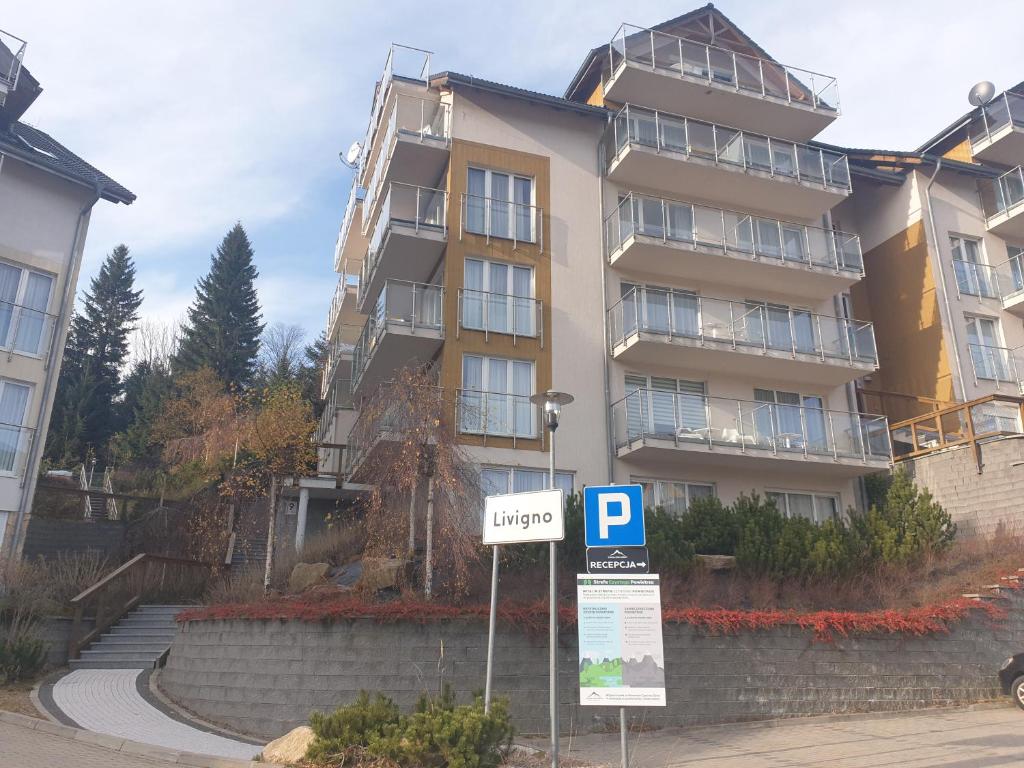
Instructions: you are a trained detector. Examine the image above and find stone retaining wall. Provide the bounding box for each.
[160,593,1024,740]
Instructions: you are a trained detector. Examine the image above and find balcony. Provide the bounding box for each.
[1,300,57,359]
[0,421,34,478]
[321,325,359,400]
[968,91,1024,166]
[0,29,26,105]
[334,182,368,275]
[603,105,850,220]
[967,343,1024,393]
[889,394,1022,464]
[609,287,876,386]
[460,193,543,250]
[361,94,450,232]
[604,24,839,141]
[456,390,542,446]
[611,389,891,476]
[998,249,1024,316]
[952,259,1000,301]
[358,183,447,313]
[980,166,1024,240]
[605,192,863,299]
[351,280,444,395]
[457,289,543,345]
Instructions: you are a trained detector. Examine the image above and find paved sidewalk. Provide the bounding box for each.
[525,704,1024,767]
[48,669,260,761]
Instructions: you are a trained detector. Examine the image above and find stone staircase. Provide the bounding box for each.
[69,604,186,670]
[230,537,268,570]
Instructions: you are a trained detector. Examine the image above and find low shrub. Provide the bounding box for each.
[0,634,46,683]
[307,686,513,768]
[678,496,739,555]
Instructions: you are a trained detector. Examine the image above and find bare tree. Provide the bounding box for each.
[258,322,306,384]
[130,318,183,368]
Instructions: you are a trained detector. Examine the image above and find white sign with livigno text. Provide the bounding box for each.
[483,488,564,545]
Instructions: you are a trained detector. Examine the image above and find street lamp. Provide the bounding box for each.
[529,389,573,768]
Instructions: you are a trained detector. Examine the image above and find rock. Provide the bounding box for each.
[359,557,405,591]
[288,562,330,593]
[696,554,737,571]
[262,725,315,764]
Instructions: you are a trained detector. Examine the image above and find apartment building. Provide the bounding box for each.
[0,31,134,562]
[316,4,892,533]
[834,84,1024,440]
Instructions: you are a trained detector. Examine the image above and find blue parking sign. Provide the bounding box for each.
[584,484,645,547]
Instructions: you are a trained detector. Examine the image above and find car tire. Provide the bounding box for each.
[1014,676,1024,711]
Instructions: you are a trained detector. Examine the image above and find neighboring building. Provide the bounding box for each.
[0,30,135,562]
[314,4,892,536]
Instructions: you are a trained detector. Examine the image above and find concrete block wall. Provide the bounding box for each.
[902,436,1024,539]
[160,592,1024,740]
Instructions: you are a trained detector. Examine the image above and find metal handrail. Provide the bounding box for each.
[0,299,59,359]
[0,420,34,478]
[997,249,1024,302]
[969,90,1024,149]
[604,103,852,192]
[611,388,891,462]
[604,191,863,274]
[0,29,27,93]
[608,286,877,365]
[966,342,1024,388]
[456,389,541,443]
[606,23,839,114]
[460,192,543,251]
[980,165,1024,221]
[334,181,366,273]
[457,288,543,346]
[951,259,1000,300]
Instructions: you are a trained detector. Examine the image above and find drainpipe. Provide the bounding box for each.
[924,159,969,402]
[597,123,615,484]
[7,183,104,561]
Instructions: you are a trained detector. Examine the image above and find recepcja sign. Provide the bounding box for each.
[483,488,564,545]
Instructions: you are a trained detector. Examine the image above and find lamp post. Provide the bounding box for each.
[530,389,573,768]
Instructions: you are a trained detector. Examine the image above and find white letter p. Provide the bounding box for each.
[598,492,631,539]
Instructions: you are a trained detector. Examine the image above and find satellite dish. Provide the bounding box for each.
[968,81,996,107]
[339,141,363,169]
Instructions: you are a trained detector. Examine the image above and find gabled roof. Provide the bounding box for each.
[433,71,609,118]
[564,3,778,104]
[0,121,135,204]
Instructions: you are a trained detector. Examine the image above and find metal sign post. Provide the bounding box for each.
[484,544,499,713]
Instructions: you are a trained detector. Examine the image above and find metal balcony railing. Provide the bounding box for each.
[315,379,354,445]
[344,383,444,475]
[334,181,365,273]
[605,191,863,274]
[999,249,1024,302]
[952,259,1000,299]
[0,421,34,476]
[969,91,1024,149]
[358,183,447,306]
[611,389,891,462]
[0,29,27,96]
[460,193,543,250]
[321,327,359,400]
[0,300,58,359]
[352,280,444,390]
[606,23,839,114]
[608,287,877,365]
[604,104,852,192]
[362,94,450,227]
[457,289,543,344]
[980,166,1024,222]
[456,389,540,442]
[967,343,1024,388]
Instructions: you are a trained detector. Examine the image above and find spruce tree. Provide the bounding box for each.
[174,223,263,389]
[45,245,142,464]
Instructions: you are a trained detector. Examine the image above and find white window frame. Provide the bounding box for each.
[632,477,716,517]
[480,465,574,497]
[950,235,995,298]
[466,167,536,243]
[0,377,33,477]
[462,257,537,337]
[766,490,840,524]
[965,313,1011,382]
[0,260,56,357]
[460,354,537,438]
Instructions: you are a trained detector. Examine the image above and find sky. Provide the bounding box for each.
[4,0,1022,346]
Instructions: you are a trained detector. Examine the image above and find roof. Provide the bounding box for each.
[0,121,135,204]
[432,71,609,118]
[917,80,1024,155]
[824,144,999,185]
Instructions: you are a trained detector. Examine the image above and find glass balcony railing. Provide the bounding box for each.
[607,23,839,114]
[608,287,877,365]
[461,193,542,249]
[998,249,1024,302]
[604,104,851,192]
[0,29,27,95]
[315,378,354,445]
[969,91,1024,149]
[352,280,444,390]
[0,300,58,358]
[321,326,359,399]
[980,166,1024,222]
[0,421,34,476]
[604,192,863,274]
[457,389,540,440]
[458,289,542,341]
[334,181,366,273]
[361,94,450,226]
[952,260,1000,299]
[345,384,444,475]
[967,343,1024,387]
[611,389,891,463]
[359,183,447,306]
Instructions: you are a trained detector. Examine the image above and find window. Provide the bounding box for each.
[966,315,1010,381]
[951,236,995,298]
[466,168,535,242]
[624,374,706,440]
[752,388,827,452]
[634,478,715,517]
[619,281,699,339]
[0,261,55,356]
[740,299,817,354]
[460,355,535,437]
[767,491,839,524]
[481,466,573,497]
[462,258,536,336]
[0,378,31,474]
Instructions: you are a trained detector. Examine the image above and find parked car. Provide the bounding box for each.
[1000,654,1024,710]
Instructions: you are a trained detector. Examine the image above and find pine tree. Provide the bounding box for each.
[110,359,175,465]
[45,245,143,464]
[174,223,264,389]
